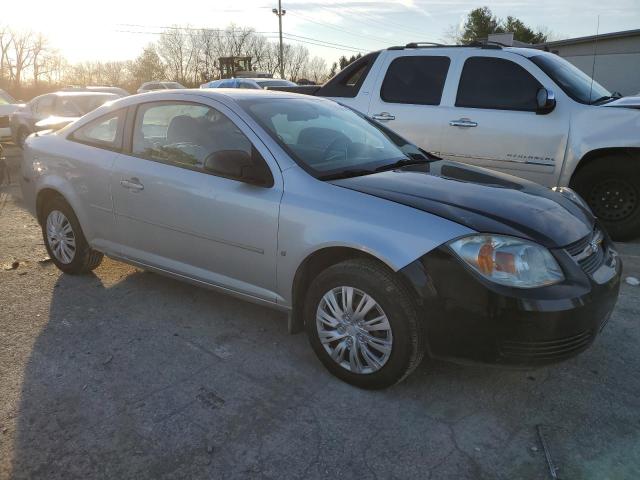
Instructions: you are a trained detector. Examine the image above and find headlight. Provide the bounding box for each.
[552,186,592,213]
[448,234,564,288]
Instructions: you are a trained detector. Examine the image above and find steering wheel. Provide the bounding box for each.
[322,136,350,163]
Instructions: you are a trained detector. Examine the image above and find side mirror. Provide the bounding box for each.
[536,87,556,115]
[204,149,273,187]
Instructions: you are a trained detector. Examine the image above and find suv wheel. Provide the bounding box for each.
[572,154,640,241]
[41,197,104,274]
[304,258,425,389]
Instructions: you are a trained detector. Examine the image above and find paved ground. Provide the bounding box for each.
[1,148,640,479]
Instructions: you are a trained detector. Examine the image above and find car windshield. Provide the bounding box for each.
[165,82,186,89]
[0,90,16,105]
[240,97,429,178]
[58,95,116,116]
[256,80,296,88]
[529,53,612,104]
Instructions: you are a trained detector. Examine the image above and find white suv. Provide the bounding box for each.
[285,44,640,240]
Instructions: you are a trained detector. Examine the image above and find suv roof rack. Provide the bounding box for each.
[387,40,506,51]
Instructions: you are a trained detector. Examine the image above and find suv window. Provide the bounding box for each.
[456,57,541,111]
[381,56,450,105]
[132,101,266,183]
[316,51,380,98]
[69,109,125,150]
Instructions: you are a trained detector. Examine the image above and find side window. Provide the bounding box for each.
[69,109,125,150]
[380,56,450,105]
[456,57,541,111]
[33,96,55,116]
[316,51,380,98]
[56,97,82,116]
[131,102,272,185]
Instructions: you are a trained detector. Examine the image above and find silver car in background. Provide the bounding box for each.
[19,90,620,388]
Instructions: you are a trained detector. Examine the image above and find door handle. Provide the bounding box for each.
[120,177,144,191]
[371,112,395,121]
[449,119,478,128]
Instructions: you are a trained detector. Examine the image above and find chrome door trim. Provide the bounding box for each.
[449,119,478,127]
[441,151,555,166]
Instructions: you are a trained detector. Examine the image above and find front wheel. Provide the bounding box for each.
[304,258,426,389]
[571,155,640,241]
[41,197,104,274]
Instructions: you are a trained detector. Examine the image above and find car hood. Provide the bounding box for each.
[602,96,640,109]
[330,161,594,248]
[0,104,21,115]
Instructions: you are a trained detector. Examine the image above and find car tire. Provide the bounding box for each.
[571,154,640,241]
[41,197,103,274]
[17,128,29,149]
[304,258,425,389]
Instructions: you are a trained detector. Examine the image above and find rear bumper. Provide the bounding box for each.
[400,238,621,366]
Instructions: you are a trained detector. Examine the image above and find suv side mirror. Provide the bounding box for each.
[536,87,556,115]
[204,149,273,187]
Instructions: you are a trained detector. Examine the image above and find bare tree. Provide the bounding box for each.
[131,45,165,85]
[0,26,12,87]
[7,30,35,87]
[157,27,196,84]
[283,44,309,81]
[301,56,328,83]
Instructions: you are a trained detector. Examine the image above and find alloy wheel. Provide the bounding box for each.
[316,286,393,374]
[46,210,76,264]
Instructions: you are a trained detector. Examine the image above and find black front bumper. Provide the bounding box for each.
[400,235,621,366]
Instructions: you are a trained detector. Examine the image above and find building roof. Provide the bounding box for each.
[536,28,640,48]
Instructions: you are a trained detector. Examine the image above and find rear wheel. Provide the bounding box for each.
[304,258,425,389]
[41,197,103,274]
[572,155,640,241]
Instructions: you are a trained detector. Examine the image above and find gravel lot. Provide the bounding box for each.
[1,148,640,479]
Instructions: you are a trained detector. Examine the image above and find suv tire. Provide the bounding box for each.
[572,154,640,241]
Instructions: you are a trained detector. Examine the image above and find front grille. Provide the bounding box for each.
[565,227,606,275]
[0,116,9,128]
[500,330,594,361]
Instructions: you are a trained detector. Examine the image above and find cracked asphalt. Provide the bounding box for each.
[1,148,640,479]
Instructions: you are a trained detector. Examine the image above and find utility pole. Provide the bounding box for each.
[272,1,286,79]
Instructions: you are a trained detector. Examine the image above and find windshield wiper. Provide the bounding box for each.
[318,169,376,181]
[374,157,430,172]
[591,93,622,105]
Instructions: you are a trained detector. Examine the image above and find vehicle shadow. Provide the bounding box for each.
[7,260,640,479]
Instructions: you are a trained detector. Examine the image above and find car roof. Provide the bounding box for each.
[51,91,119,98]
[385,43,545,58]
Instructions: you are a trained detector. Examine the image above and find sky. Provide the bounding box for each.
[3,0,640,65]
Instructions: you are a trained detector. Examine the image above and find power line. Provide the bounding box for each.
[115,27,365,53]
[286,11,389,48]
[282,35,362,53]
[312,4,429,40]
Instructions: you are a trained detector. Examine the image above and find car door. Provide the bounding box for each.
[438,53,570,187]
[110,98,283,302]
[61,108,126,250]
[367,52,451,154]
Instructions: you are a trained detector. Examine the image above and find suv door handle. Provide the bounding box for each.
[371,112,395,121]
[449,119,478,128]
[120,177,144,191]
